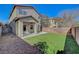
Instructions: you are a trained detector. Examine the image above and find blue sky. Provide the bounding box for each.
[0,4,79,23]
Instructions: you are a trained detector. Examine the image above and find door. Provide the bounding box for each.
[29,24,34,33]
[23,24,30,35]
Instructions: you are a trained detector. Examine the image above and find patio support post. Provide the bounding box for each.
[34,23,37,33]
[18,21,23,37]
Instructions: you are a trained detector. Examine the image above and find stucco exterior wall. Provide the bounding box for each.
[9,8,17,23]
[18,20,23,37]
[10,20,23,37]
[20,17,36,22]
[16,7,40,22]
[16,20,19,35]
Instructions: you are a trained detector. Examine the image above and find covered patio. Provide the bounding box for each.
[23,22,37,36]
[15,16,39,37]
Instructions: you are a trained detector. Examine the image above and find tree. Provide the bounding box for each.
[58,10,79,27]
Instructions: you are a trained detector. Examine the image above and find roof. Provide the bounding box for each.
[40,14,48,17]
[50,17,64,22]
[15,16,39,22]
[9,5,40,19]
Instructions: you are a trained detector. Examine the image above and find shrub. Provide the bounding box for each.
[56,50,64,54]
[34,42,48,54]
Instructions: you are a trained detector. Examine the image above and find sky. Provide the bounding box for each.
[1,4,79,23]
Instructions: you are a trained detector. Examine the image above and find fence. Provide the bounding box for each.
[42,27,70,35]
[0,26,2,37]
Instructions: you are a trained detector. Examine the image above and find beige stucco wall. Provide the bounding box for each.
[20,17,36,22]
[16,7,40,23]
[16,20,19,35]
[9,8,17,23]
[9,7,41,23]
[17,20,23,37]
[9,19,23,37]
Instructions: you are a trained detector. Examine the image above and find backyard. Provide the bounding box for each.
[24,33,66,54]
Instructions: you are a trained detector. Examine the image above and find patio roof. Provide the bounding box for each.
[15,16,39,23]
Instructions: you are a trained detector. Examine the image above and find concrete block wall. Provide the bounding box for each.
[42,27,70,35]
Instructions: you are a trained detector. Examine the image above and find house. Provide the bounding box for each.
[49,17,64,28]
[9,5,41,37]
[40,14,49,27]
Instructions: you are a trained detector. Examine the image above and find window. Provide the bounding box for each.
[54,21,57,25]
[30,25,33,30]
[18,8,27,15]
[23,25,26,31]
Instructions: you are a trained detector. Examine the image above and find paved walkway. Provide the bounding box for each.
[0,33,39,54]
[22,32,47,39]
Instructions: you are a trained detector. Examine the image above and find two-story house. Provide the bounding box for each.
[49,17,64,28]
[9,5,41,37]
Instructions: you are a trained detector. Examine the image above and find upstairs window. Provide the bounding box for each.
[18,8,27,15]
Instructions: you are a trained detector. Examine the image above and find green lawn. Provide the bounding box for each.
[24,33,66,54]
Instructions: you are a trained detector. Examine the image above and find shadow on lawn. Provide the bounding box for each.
[57,29,79,54]
[64,29,79,54]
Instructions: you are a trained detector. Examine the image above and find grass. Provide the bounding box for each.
[24,33,66,54]
[64,35,79,54]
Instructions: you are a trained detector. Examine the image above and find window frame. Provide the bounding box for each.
[18,8,27,15]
